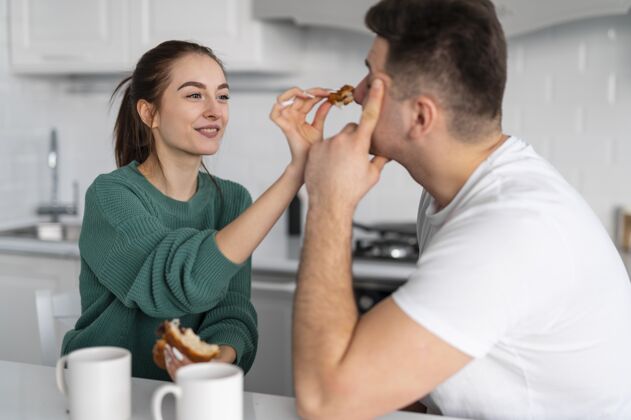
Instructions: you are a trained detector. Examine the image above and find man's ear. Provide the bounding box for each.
[409,95,437,140]
[137,99,158,128]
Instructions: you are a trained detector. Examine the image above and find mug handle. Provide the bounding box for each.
[152,384,182,420]
[55,355,68,396]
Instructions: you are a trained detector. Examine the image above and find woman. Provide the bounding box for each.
[61,40,332,381]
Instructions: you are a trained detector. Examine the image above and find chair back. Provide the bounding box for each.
[35,289,81,366]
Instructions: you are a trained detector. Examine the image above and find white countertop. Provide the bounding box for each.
[2,221,630,281]
[0,360,459,420]
[0,223,418,282]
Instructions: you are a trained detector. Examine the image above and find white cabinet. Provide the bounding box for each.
[495,0,631,38]
[254,0,631,38]
[9,0,301,74]
[9,0,130,73]
[245,271,296,397]
[129,0,299,73]
[0,253,79,364]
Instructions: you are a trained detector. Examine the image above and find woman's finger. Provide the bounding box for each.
[276,87,307,104]
[340,122,358,134]
[164,345,179,381]
[299,87,331,113]
[311,100,334,132]
[304,87,331,97]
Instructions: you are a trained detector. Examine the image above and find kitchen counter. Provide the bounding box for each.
[0,360,459,420]
[2,222,630,281]
[0,223,418,282]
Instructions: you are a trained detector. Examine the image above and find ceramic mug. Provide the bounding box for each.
[56,346,131,420]
[152,362,244,420]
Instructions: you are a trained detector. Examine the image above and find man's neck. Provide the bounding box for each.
[409,132,509,210]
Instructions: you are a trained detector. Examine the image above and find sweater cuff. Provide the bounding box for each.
[211,329,250,368]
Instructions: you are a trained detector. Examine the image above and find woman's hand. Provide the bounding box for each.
[164,344,237,382]
[164,344,193,381]
[270,87,333,179]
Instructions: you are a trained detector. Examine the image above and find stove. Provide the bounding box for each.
[352,221,419,263]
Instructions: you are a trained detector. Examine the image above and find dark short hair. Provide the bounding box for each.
[365,0,507,139]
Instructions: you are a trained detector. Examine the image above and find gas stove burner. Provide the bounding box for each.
[353,237,419,262]
[352,221,419,262]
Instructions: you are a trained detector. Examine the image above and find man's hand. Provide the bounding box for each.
[304,79,389,213]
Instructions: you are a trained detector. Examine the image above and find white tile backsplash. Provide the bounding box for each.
[503,13,631,234]
[0,11,630,237]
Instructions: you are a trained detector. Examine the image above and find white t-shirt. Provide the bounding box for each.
[392,136,631,420]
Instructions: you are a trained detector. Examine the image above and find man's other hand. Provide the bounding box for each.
[304,78,389,214]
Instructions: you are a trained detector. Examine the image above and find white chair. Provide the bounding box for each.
[35,289,81,366]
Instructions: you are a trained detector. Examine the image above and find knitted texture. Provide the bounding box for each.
[62,161,258,380]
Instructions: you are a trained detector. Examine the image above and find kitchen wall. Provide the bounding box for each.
[0,0,630,236]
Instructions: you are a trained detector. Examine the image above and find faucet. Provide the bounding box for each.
[36,128,78,223]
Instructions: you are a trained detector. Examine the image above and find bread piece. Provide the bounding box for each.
[152,338,167,369]
[328,84,354,107]
[152,319,220,369]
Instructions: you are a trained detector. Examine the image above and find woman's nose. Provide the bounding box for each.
[203,100,221,119]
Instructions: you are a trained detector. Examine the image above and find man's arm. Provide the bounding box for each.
[293,78,472,419]
[294,204,471,419]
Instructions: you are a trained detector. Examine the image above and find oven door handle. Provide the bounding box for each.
[251,280,296,293]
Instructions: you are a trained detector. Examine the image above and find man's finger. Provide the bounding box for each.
[370,155,390,173]
[356,78,385,141]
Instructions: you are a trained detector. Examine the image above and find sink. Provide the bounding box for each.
[0,222,81,242]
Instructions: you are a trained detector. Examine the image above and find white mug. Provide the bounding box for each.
[152,362,244,420]
[56,346,131,420]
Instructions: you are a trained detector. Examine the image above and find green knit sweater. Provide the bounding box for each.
[62,161,258,381]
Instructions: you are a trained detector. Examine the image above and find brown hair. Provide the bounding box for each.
[365,0,507,139]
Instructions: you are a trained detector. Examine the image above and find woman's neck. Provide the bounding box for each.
[138,154,201,202]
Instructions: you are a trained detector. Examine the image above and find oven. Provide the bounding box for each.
[353,278,404,314]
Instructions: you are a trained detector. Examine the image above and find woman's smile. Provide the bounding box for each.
[195,124,221,139]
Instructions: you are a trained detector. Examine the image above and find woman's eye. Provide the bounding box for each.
[187,93,202,99]
[218,94,230,101]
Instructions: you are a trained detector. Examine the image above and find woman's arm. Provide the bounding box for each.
[195,258,258,372]
[163,260,256,381]
[215,87,332,264]
[81,180,245,318]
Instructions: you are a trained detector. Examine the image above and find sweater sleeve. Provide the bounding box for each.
[196,181,258,373]
[197,258,258,373]
[80,176,244,318]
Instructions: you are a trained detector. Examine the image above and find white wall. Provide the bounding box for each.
[0,0,630,236]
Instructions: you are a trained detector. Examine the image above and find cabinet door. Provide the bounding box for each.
[9,0,129,73]
[129,0,261,69]
[0,254,80,364]
[245,273,296,396]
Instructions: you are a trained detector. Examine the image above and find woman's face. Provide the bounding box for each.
[151,53,229,158]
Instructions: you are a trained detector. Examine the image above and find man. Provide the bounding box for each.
[292,0,631,419]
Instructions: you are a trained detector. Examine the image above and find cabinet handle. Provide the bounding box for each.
[251,280,296,293]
